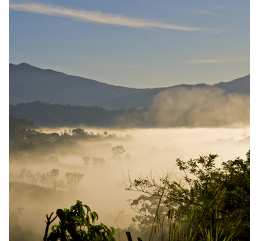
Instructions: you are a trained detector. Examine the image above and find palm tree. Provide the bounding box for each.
[75,173,84,188]
[65,172,73,190]
[50,169,59,178]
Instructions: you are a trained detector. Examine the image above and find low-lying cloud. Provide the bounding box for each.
[152,86,250,127]
[10,2,207,31]
[114,86,249,128]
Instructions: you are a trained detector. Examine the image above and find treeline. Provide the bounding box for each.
[9,168,84,191]
[10,115,39,129]
[10,101,249,128]
[9,115,125,157]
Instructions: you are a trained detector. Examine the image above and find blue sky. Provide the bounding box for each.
[9,0,249,88]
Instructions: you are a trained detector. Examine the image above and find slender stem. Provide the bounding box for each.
[149,179,167,241]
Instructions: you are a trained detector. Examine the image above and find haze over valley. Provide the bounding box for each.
[9,64,250,240]
[9,1,250,240]
[10,119,250,239]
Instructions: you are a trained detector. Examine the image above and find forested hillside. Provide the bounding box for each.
[10,100,249,128]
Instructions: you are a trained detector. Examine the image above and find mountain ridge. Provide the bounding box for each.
[9,63,250,110]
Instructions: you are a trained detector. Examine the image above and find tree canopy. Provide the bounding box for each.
[126,150,250,241]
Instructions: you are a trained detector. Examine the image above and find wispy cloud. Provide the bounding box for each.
[9,2,207,31]
[183,57,249,64]
[179,8,220,17]
[205,31,226,35]
[188,9,220,16]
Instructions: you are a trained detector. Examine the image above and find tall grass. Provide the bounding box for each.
[148,184,242,241]
[148,209,241,241]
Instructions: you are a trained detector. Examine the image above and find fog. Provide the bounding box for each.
[151,86,250,127]
[9,126,250,237]
[153,86,248,110]
[110,87,250,129]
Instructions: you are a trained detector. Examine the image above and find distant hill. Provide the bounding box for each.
[215,75,250,94]
[9,63,146,106]
[9,63,250,110]
[97,77,250,110]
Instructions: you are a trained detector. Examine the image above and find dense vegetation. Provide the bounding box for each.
[9,115,126,162]
[9,116,250,240]
[10,150,249,241]
[10,101,249,128]
[46,200,116,241]
[120,151,250,241]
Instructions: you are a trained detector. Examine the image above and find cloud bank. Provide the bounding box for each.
[113,86,250,128]
[9,2,207,31]
[151,86,250,127]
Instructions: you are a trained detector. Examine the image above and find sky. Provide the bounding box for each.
[4,1,260,238]
[9,0,249,88]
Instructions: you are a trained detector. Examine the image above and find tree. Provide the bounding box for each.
[72,128,86,137]
[111,146,125,160]
[65,172,84,190]
[19,168,27,182]
[126,150,250,241]
[75,173,84,187]
[50,169,60,189]
[92,157,105,166]
[125,195,165,241]
[25,169,33,184]
[43,212,57,241]
[50,169,59,178]
[50,133,60,139]
[65,172,73,190]
[83,157,91,166]
[47,200,116,241]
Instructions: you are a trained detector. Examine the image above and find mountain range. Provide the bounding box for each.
[9,63,250,110]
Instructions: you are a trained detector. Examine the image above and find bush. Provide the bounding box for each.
[46,200,116,241]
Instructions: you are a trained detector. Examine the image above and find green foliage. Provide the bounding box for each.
[9,115,121,158]
[126,150,250,241]
[47,200,116,241]
[10,101,250,128]
[10,115,39,130]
